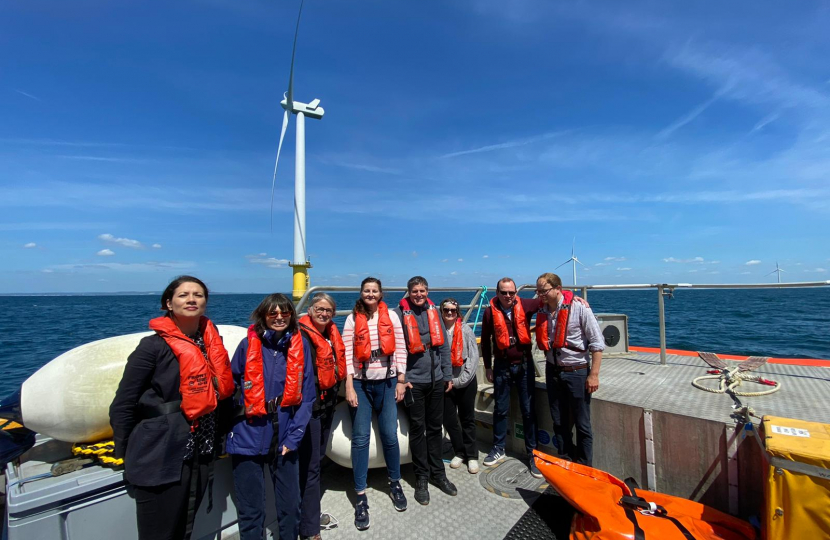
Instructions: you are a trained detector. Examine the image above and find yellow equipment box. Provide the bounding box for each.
[759,416,830,540]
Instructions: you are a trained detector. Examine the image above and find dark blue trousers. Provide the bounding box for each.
[545,362,593,465]
[298,412,335,537]
[231,452,301,540]
[492,359,538,455]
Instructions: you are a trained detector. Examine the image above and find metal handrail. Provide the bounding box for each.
[296,281,830,366]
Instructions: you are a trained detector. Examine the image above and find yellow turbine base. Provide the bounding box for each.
[289,262,312,302]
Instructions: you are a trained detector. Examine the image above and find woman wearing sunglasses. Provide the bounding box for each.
[226,294,316,540]
[439,298,481,474]
[296,293,345,540]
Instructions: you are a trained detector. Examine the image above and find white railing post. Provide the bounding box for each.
[657,285,667,365]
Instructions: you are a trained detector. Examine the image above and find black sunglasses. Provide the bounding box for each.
[442,308,458,314]
[498,290,517,296]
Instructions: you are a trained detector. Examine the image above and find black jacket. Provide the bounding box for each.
[109,334,196,486]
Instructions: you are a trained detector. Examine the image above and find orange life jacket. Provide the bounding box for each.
[353,302,396,365]
[243,325,305,417]
[298,315,346,390]
[490,297,531,350]
[398,298,444,354]
[149,316,234,422]
[532,450,755,540]
[450,319,464,368]
[535,290,585,352]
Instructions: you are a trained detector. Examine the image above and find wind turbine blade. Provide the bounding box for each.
[270,108,290,232]
[576,259,588,268]
[764,269,776,276]
[555,259,571,270]
[286,0,305,108]
[572,237,575,257]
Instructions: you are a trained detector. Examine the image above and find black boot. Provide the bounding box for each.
[414,476,430,505]
[430,476,458,496]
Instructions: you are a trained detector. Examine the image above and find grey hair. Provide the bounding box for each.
[309,292,337,312]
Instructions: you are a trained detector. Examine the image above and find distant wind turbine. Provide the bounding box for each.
[555,238,588,285]
[270,0,325,300]
[765,261,786,284]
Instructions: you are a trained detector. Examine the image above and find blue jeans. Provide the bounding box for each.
[545,362,593,465]
[349,377,402,493]
[492,359,537,455]
[231,452,301,540]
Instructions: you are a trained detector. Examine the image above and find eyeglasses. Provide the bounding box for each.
[498,290,517,296]
[313,306,334,315]
[535,287,553,296]
[266,311,289,320]
[442,308,458,314]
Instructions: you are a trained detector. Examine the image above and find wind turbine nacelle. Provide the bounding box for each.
[281,98,325,120]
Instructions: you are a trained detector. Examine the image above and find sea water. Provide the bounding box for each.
[0,288,828,397]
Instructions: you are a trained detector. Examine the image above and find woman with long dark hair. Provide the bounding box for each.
[110,275,235,540]
[226,294,316,540]
[341,277,408,531]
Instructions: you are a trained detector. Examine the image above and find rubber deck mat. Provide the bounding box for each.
[503,488,574,540]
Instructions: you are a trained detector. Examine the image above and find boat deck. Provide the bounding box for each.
[594,351,830,424]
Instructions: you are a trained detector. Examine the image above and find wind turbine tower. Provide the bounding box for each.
[270,0,325,301]
[766,261,785,284]
[555,238,588,286]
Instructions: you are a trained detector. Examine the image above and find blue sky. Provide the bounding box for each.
[2,1,829,293]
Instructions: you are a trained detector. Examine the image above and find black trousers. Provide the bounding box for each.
[443,375,478,460]
[298,411,335,537]
[408,380,446,480]
[134,456,209,540]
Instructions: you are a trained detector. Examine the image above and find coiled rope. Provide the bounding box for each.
[692,367,781,397]
[72,440,124,467]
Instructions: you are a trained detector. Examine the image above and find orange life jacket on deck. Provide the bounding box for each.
[532,450,755,540]
[298,315,346,390]
[149,316,234,422]
[243,325,305,417]
[490,297,531,350]
[398,298,444,354]
[450,319,464,368]
[535,290,585,352]
[353,302,396,366]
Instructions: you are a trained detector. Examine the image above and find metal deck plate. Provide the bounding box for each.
[479,458,548,499]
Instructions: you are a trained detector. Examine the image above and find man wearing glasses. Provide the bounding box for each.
[535,272,604,466]
[481,277,545,478]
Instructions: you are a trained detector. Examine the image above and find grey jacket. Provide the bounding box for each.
[393,303,452,384]
[449,323,479,389]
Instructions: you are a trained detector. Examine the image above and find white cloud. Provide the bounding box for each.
[482,255,489,259]
[458,258,464,262]
[450,271,458,275]
[594,262,611,267]
[97,249,115,256]
[663,256,704,263]
[246,254,289,268]
[42,269,54,273]
[412,251,418,258]
[745,260,762,266]
[50,261,194,273]
[23,242,36,248]
[98,233,144,249]
[617,267,632,271]
[441,259,449,263]
[152,243,162,249]
[809,268,827,273]
[605,256,626,261]
[740,271,751,275]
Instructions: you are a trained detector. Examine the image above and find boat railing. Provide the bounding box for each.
[297,280,830,366]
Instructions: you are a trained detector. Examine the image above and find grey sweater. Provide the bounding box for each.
[448,323,479,389]
[393,303,452,384]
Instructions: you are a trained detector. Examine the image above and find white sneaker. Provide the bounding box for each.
[450,456,464,469]
[467,459,480,474]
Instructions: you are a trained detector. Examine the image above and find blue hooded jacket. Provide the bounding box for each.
[225,330,315,455]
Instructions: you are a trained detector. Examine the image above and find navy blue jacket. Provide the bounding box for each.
[225,330,315,455]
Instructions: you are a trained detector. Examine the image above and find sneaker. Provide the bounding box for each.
[449,455,464,469]
[483,447,505,467]
[389,480,407,512]
[430,476,458,497]
[467,459,480,474]
[300,535,322,540]
[354,495,370,531]
[414,476,430,506]
[529,459,543,479]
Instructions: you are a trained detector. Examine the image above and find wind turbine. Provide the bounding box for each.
[555,238,588,285]
[270,0,325,301]
[765,261,785,284]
